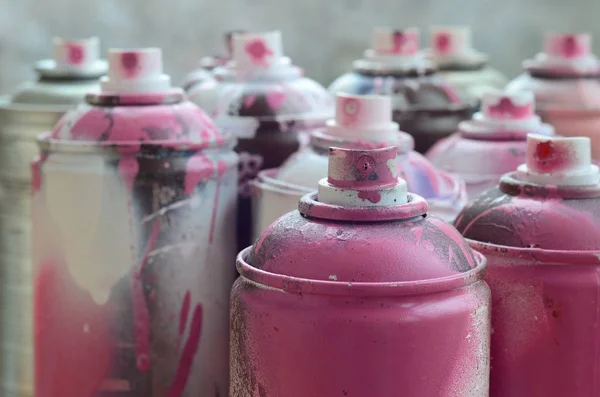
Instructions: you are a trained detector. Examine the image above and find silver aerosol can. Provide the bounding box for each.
[0,37,107,397]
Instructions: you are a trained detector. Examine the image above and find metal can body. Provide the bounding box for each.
[233,145,490,397]
[471,243,600,397]
[0,56,106,397]
[454,137,600,397]
[33,142,237,397]
[232,251,490,397]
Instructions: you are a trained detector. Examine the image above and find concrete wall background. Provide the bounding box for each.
[0,0,597,93]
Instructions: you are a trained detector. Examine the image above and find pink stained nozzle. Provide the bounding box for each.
[100,48,172,93]
[431,26,472,57]
[544,33,591,59]
[231,31,283,75]
[325,94,400,142]
[372,27,420,56]
[482,90,535,121]
[517,134,600,186]
[318,146,408,206]
[52,37,100,70]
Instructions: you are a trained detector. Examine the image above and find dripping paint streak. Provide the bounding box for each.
[130,219,161,372]
[167,304,204,397]
[179,291,191,337]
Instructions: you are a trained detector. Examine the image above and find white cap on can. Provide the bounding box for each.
[52,37,100,70]
[517,135,600,186]
[372,27,420,56]
[100,48,171,93]
[318,146,408,207]
[544,33,591,59]
[232,31,283,75]
[326,94,399,141]
[430,26,472,57]
[482,90,535,121]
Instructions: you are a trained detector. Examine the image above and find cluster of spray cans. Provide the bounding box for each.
[0,24,599,397]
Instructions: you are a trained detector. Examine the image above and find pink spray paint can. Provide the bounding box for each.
[181,30,245,92]
[231,146,491,396]
[506,32,600,159]
[188,30,333,250]
[329,27,476,154]
[427,26,508,102]
[32,48,238,397]
[251,93,467,240]
[454,134,600,396]
[427,90,554,198]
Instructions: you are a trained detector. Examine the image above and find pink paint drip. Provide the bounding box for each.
[31,153,48,194]
[121,52,141,79]
[118,156,139,192]
[357,190,382,203]
[435,33,451,54]
[487,98,532,119]
[184,152,216,195]
[266,90,286,110]
[178,291,191,337]
[130,219,161,372]
[167,302,204,397]
[244,95,256,109]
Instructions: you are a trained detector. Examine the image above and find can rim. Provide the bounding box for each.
[236,247,487,297]
[467,239,600,264]
[36,132,237,153]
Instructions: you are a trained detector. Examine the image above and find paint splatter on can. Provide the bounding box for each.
[32,48,238,397]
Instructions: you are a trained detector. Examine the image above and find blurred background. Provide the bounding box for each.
[1,0,599,92]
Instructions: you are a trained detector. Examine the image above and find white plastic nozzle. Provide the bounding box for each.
[100,48,171,93]
[517,135,600,186]
[372,27,420,56]
[232,31,283,74]
[544,33,591,59]
[318,146,407,207]
[431,26,472,57]
[326,94,400,141]
[482,90,535,121]
[52,37,100,69]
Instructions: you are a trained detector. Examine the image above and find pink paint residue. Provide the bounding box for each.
[563,35,584,58]
[358,190,382,203]
[184,152,215,195]
[178,291,191,337]
[339,97,361,125]
[34,261,113,397]
[67,44,85,65]
[244,95,257,109]
[130,219,161,373]
[487,97,532,119]
[167,300,203,397]
[121,52,141,79]
[245,39,274,67]
[266,90,286,110]
[531,140,576,173]
[392,31,407,53]
[31,154,48,194]
[118,156,139,193]
[435,33,451,55]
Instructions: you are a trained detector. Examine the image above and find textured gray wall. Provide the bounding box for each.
[0,0,598,93]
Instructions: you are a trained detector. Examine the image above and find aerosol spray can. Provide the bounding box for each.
[188,30,333,250]
[0,37,106,397]
[251,93,467,239]
[32,48,238,397]
[507,32,600,159]
[427,26,507,102]
[329,27,476,153]
[455,134,600,397]
[232,146,490,397]
[427,90,554,199]
[181,30,244,93]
